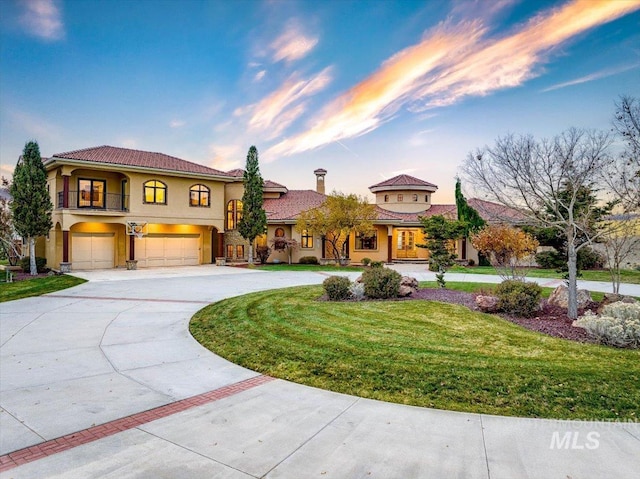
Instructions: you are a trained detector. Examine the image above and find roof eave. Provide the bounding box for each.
[369,185,438,193]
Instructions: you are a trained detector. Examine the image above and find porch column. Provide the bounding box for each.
[217,233,225,257]
[321,235,326,259]
[62,230,69,262]
[129,234,135,261]
[62,175,70,208]
[387,226,393,263]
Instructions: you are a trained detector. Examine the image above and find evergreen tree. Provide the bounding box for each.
[417,215,466,288]
[238,146,267,264]
[10,141,53,275]
[455,178,486,264]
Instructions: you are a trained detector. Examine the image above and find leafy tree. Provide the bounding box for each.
[455,178,486,264]
[461,128,615,319]
[296,192,376,263]
[238,146,267,264]
[471,225,539,280]
[417,215,466,288]
[10,141,52,275]
[0,177,21,265]
[270,236,298,264]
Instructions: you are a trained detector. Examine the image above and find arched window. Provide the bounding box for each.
[143,180,167,204]
[384,194,389,202]
[226,200,243,230]
[275,227,285,237]
[412,194,418,202]
[190,184,210,207]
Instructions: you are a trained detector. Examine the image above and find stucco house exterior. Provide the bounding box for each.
[37,145,510,270]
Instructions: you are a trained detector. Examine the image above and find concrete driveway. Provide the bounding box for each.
[1,265,638,478]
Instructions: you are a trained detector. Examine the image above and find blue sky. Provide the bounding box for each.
[1,0,639,203]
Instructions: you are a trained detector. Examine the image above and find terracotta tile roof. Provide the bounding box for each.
[373,204,457,223]
[264,179,287,189]
[226,168,245,177]
[264,190,326,221]
[51,146,232,177]
[369,174,438,191]
[468,198,527,223]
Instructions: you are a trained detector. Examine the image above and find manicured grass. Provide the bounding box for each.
[191,285,640,420]
[450,265,640,284]
[252,263,365,272]
[420,281,608,302]
[0,275,86,302]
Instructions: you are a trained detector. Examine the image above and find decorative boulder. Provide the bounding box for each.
[398,276,419,297]
[548,285,592,310]
[597,293,639,314]
[476,295,499,313]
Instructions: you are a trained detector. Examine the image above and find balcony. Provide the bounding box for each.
[57,191,129,213]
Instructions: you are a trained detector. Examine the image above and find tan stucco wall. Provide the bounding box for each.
[375,190,431,213]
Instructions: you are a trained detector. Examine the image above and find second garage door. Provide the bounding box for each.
[135,234,200,267]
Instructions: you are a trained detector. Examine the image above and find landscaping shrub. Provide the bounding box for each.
[370,260,384,268]
[299,256,319,264]
[362,267,401,299]
[349,281,366,301]
[20,256,47,273]
[495,280,542,317]
[535,250,564,269]
[323,276,352,301]
[576,302,640,348]
[361,257,371,266]
[467,259,475,267]
[577,247,605,270]
[256,246,271,264]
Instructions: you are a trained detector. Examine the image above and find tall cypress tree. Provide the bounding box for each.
[10,141,53,275]
[238,146,267,264]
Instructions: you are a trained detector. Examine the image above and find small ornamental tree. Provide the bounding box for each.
[10,141,53,275]
[471,225,539,280]
[296,192,376,263]
[599,216,640,294]
[1,177,21,265]
[270,236,298,264]
[238,146,267,264]
[417,215,466,288]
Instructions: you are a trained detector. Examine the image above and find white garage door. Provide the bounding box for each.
[72,233,115,270]
[135,234,200,267]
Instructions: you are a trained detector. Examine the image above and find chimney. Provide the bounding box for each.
[314,168,327,194]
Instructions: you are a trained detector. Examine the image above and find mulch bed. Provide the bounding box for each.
[412,288,596,343]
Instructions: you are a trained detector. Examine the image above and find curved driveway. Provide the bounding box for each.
[1,265,638,478]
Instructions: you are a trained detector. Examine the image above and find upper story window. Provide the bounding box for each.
[190,184,210,207]
[301,229,313,248]
[413,194,418,202]
[79,179,105,208]
[355,231,377,250]
[397,194,403,202]
[384,194,389,202]
[425,195,429,202]
[144,180,167,204]
[226,200,243,230]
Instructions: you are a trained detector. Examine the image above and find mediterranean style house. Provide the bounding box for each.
[37,145,510,270]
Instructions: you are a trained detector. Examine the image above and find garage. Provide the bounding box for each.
[134,234,200,267]
[72,233,115,270]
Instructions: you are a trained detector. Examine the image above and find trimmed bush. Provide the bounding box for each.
[299,256,319,264]
[370,260,384,268]
[577,247,605,270]
[20,256,47,273]
[256,246,271,264]
[495,280,542,317]
[577,302,640,348]
[362,267,401,299]
[361,257,372,266]
[467,259,475,267]
[535,250,564,269]
[323,276,352,301]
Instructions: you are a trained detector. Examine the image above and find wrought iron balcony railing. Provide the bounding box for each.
[57,191,129,212]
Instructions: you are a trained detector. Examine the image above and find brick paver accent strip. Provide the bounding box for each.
[0,375,274,473]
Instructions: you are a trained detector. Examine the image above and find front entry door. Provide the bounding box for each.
[397,230,417,258]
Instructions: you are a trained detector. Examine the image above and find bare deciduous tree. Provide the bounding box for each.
[599,214,640,294]
[461,128,615,319]
[609,95,640,212]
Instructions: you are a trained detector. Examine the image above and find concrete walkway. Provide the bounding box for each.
[0,265,638,478]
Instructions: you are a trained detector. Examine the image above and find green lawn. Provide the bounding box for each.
[450,265,640,284]
[191,285,640,420]
[0,275,86,302]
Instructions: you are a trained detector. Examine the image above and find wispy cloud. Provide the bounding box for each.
[209,144,242,171]
[246,67,333,139]
[254,70,267,82]
[541,63,640,92]
[271,21,318,63]
[169,119,185,128]
[19,0,65,41]
[266,0,640,159]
